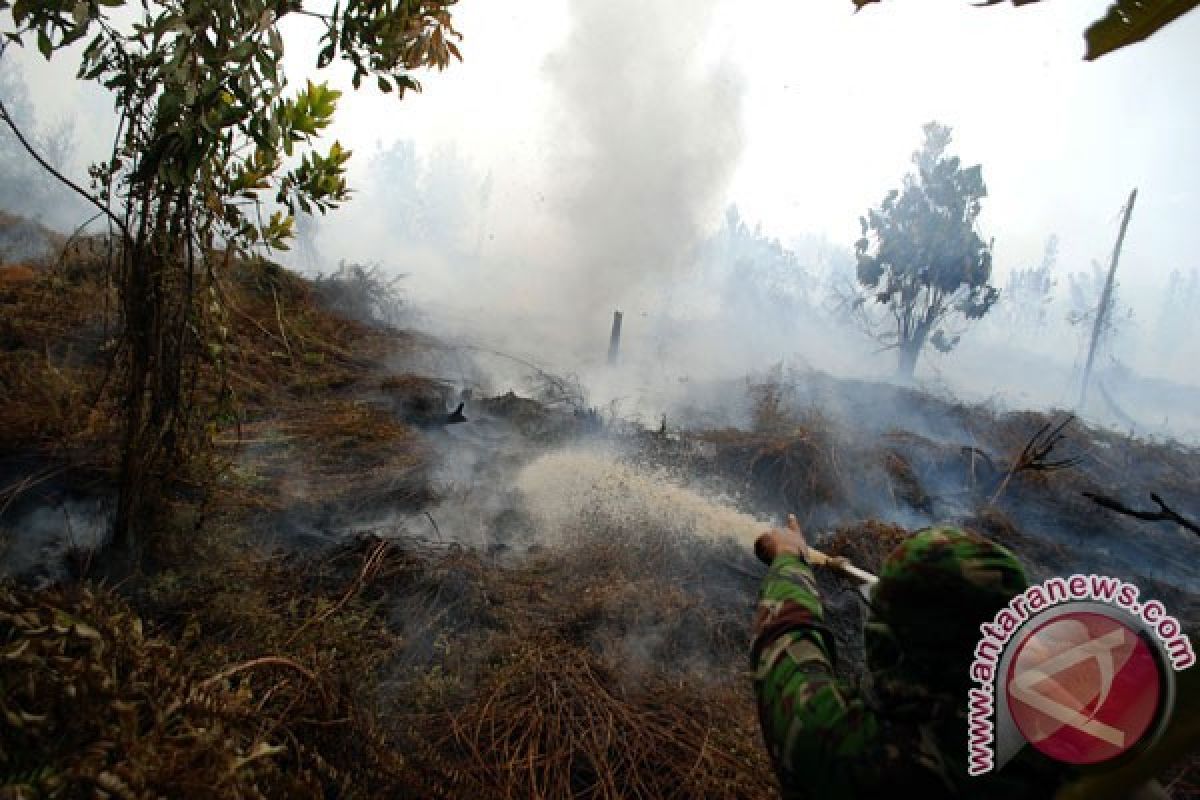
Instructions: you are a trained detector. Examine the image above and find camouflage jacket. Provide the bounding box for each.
[751,554,1065,799]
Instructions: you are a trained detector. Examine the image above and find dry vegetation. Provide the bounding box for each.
[390,529,773,799]
[0,214,777,798]
[2,213,1197,798]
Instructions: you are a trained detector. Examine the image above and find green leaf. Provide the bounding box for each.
[37,28,52,59]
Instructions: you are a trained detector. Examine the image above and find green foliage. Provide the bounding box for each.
[3,0,459,260]
[0,0,461,551]
[852,0,1200,60]
[854,122,998,378]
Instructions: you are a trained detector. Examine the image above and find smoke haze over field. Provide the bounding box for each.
[542,0,743,317]
[4,0,1200,437]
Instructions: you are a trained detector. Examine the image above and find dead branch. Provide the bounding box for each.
[284,538,391,646]
[988,415,1082,505]
[1082,491,1200,537]
[0,97,130,242]
[203,656,323,689]
[961,445,997,488]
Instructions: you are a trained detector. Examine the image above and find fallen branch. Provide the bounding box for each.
[1082,491,1200,537]
[203,656,323,690]
[284,537,391,646]
[961,445,998,488]
[988,415,1082,505]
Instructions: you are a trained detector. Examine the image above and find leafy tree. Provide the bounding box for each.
[1067,258,1133,355]
[1157,268,1199,357]
[715,204,815,321]
[1000,233,1057,333]
[0,60,84,229]
[852,0,1200,61]
[0,0,460,553]
[854,122,999,380]
[362,138,484,256]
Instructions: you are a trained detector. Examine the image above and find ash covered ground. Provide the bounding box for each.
[1,236,1197,798]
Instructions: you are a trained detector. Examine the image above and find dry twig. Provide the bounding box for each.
[988,415,1082,505]
[1082,491,1200,537]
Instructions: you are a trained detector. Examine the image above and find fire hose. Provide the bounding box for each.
[755,513,879,593]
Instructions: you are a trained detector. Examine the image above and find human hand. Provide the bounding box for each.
[753,513,809,565]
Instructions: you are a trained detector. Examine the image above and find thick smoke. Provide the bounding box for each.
[541,0,743,320]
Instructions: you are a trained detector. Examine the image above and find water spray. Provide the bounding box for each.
[514,448,879,592]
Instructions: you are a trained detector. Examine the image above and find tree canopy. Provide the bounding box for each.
[854,122,999,379]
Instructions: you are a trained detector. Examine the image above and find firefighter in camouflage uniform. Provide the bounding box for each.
[751,517,1074,799]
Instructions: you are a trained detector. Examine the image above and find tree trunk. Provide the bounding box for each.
[1079,188,1137,409]
[111,195,186,556]
[897,339,921,381]
[112,245,156,555]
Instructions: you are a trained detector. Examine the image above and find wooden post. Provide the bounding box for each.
[607,310,623,365]
[1079,188,1137,410]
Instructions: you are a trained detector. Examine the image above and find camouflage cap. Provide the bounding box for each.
[864,525,1028,710]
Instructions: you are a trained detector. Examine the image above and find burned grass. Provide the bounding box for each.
[406,637,771,800]
[216,398,433,524]
[0,576,405,799]
[680,375,1200,596]
[2,522,776,799]
[0,213,437,572]
[388,526,774,800]
[3,210,1198,797]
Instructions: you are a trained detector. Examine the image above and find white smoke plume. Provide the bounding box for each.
[540,0,743,319]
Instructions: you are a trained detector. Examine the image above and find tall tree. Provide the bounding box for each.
[1,0,461,554]
[1078,188,1136,408]
[854,122,999,380]
[0,59,83,229]
[1001,233,1057,333]
[1157,267,1200,358]
[715,204,814,322]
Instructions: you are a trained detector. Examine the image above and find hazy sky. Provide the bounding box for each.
[306,0,1199,300]
[8,0,1200,303]
[5,0,1199,435]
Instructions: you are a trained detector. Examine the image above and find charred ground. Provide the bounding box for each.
[1,214,1197,798]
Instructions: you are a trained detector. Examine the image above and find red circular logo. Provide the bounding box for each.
[1006,612,1163,765]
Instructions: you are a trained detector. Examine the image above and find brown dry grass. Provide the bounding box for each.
[701,426,846,514]
[390,529,776,800]
[220,257,406,406]
[0,213,430,530]
[3,525,778,799]
[0,582,321,798]
[408,637,771,800]
[215,399,432,518]
[825,519,910,574]
[0,251,119,468]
